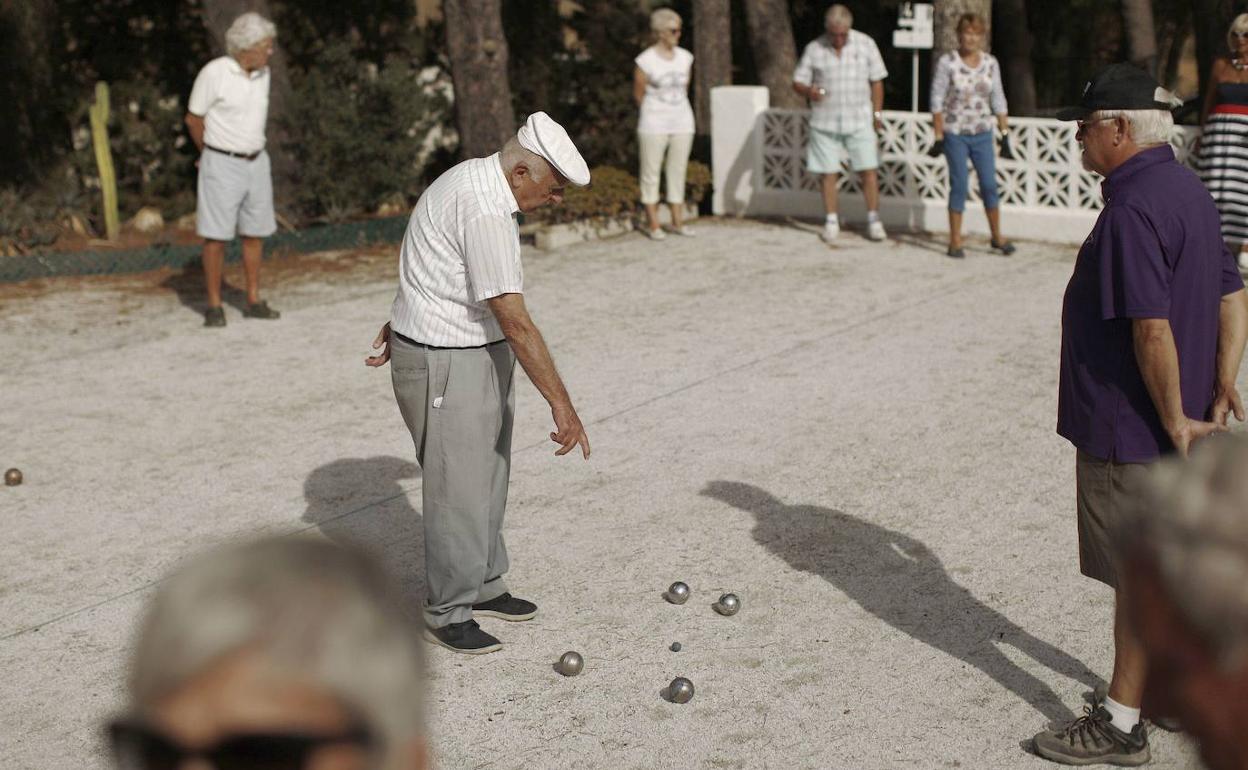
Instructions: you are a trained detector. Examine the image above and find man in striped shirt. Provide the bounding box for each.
[366,112,591,655]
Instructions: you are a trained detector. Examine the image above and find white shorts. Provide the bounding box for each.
[196,148,277,241]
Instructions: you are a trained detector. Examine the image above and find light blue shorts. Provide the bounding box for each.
[806,125,880,174]
[196,148,277,241]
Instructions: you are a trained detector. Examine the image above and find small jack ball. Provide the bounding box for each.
[670,642,681,652]
[4,468,21,487]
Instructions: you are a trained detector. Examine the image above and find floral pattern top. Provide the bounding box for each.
[930,51,1007,135]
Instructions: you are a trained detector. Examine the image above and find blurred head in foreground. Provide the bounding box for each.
[109,537,427,770]
[1122,435,1248,770]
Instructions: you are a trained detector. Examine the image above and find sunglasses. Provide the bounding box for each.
[1233,31,1248,39]
[1075,115,1117,135]
[107,720,375,770]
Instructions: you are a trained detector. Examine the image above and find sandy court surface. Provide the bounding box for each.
[1,219,1234,768]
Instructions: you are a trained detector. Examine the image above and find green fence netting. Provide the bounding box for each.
[0,214,410,284]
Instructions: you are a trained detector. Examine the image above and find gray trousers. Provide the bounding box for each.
[391,334,516,628]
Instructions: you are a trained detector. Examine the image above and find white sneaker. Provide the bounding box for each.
[671,225,696,237]
[1239,250,1248,270]
[822,221,840,243]
[644,227,666,241]
[867,220,887,241]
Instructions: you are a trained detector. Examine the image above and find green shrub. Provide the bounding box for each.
[533,165,638,225]
[281,41,453,222]
[685,159,711,204]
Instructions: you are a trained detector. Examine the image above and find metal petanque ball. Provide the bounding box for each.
[714,593,741,616]
[4,468,21,487]
[556,651,584,677]
[665,581,690,605]
[668,676,695,704]
[670,642,681,652]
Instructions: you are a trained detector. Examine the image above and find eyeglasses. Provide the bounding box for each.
[1233,31,1248,39]
[1075,116,1117,135]
[107,720,375,770]
[664,27,681,34]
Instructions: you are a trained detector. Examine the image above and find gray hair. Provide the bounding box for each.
[500,135,552,181]
[1092,107,1174,146]
[225,12,276,57]
[1229,13,1248,53]
[826,4,853,29]
[127,537,424,770]
[1128,435,1248,669]
[650,7,681,33]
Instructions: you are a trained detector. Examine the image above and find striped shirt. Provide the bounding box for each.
[793,30,888,133]
[390,154,522,347]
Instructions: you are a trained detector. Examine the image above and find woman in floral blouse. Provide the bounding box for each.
[930,13,1014,258]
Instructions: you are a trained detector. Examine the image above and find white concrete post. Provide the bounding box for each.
[711,86,770,216]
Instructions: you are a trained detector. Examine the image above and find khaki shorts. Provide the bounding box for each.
[1075,450,1151,589]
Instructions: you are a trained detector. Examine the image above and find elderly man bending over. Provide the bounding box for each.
[185,12,281,327]
[367,113,592,655]
[107,537,428,770]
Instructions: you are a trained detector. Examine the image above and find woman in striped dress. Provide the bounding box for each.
[1199,13,1248,269]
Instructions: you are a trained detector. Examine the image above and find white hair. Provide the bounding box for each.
[1129,435,1248,670]
[127,537,424,770]
[1229,13,1248,53]
[826,4,853,29]
[500,135,552,181]
[1093,107,1174,146]
[650,7,681,33]
[225,12,276,57]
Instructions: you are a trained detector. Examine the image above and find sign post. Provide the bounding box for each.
[891,2,934,113]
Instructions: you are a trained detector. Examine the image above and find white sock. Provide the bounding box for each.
[866,210,881,224]
[1103,696,1141,732]
[825,213,839,225]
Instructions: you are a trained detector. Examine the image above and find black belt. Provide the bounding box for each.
[392,330,504,350]
[205,144,262,161]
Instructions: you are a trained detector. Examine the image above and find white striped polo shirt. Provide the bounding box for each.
[390,154,522,347]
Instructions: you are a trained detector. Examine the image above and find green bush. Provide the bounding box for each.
[685,159,711,205]
[70,78,198,223]
[281,41,453,222]
[533,166,639,225]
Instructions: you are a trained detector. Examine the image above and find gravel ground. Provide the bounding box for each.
[1,219,1230,769]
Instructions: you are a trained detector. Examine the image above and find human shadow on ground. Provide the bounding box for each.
[160,263,251,315]
[302,456,426,606]
[701,481,1102,724]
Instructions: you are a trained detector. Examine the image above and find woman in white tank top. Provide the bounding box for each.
[633,7,696,240]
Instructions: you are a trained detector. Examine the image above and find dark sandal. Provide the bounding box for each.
[946,245,966,259]
[243,300,281,319]
[991,239,1016,255]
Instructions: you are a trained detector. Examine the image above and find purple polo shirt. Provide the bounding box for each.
[1058,144,1244,463]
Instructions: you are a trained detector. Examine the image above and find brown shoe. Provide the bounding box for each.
[243,300,280,320]
[1033,705,1150,766]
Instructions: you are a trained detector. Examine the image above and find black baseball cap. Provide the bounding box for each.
[1056,63,1182,121]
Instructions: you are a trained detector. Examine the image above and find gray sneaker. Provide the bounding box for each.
[1092,683,1181,733]
[1033,705,1150,766]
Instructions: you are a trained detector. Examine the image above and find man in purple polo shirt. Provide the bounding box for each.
[1032,64,1248,766]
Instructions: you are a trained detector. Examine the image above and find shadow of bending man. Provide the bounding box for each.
[702,481,1100,724]
[303,456,425,606]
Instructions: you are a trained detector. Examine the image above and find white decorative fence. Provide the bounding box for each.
[711,86,1201,244]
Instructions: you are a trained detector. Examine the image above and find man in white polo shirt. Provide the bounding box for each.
[365,113,592,655]
[185,11,281,328]
[792,4,889,244]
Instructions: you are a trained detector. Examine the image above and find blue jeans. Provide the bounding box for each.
[944,131,999,213]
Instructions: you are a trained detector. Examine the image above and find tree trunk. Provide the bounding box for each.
[444,0,515,159]
[693,0,731,134]
[1120,0,1158,76]
[200,0,297,212]
[993,0,1036,115]
[742,0,801,109]
[932,0,990,66]
[0,0,57,182]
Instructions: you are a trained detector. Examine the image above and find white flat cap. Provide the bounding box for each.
[516,112,590,186]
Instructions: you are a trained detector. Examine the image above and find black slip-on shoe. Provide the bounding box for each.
[423,620,502,654]
[991,239,1017,255]
[203,306,226,328]
[947,245,966,259]
[472,592,537,622]
[243,300,281,319]
[1033,705,1150,766]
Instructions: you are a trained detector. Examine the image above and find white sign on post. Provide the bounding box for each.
[892,2,933,50]
[892,2,934,112]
